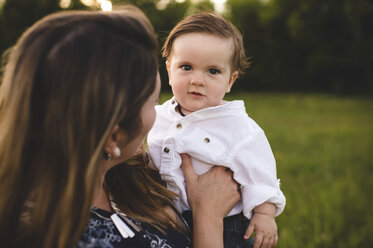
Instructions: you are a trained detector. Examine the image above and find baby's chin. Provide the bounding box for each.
[178,98,223,114]
[188,104,220,113]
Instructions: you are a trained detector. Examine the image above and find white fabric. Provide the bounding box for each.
[147,98,286,219]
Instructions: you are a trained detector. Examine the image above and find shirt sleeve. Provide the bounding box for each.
[230,130,286,219]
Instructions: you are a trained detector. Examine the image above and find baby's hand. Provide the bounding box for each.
[244,212,278,248]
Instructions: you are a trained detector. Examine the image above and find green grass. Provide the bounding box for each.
[161,93,373,247]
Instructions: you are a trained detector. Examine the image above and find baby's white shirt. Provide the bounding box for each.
[147,98,286,219]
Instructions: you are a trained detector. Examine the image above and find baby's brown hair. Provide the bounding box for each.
[162,12,250,75]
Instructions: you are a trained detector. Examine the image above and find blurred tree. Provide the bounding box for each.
[1,0,372,93]
[188,0,214,14]
[226,0,373,93]
[285,0,373,93]
[0,0,89,56]
[225,0,271,91]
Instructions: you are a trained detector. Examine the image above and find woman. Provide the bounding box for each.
[0,6,239,248]
[80,147,239,248]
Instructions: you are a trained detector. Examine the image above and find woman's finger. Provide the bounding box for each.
[180,153,197,184]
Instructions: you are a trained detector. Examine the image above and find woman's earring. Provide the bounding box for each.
[104,147,120,161]
[104,152,113,161]
[114,147,121,157]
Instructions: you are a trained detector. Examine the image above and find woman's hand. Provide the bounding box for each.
[181,153,240,218]
[180,153,240,248]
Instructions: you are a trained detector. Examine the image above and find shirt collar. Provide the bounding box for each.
[166,97,245,118]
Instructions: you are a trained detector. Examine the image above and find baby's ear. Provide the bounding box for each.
[226,71,239,93]
[165,60,172,86]
[165,60,171,74]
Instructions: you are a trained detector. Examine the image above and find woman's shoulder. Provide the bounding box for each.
[76,207,127,248]
[77,207,191,248]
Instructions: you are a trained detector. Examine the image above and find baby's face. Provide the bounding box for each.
[166,32,238,115]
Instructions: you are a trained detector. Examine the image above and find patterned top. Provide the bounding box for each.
[77,207,192,248]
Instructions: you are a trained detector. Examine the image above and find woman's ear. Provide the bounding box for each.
[226,71,239,93]
[104,124,120,156]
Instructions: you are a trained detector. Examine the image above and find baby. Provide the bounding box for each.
[148,12,286,248]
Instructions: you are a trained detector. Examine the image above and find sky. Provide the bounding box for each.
[210,0,226,13]
[55,0,228,13]
[157,0,227,13]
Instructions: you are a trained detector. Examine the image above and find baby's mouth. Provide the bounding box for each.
[189,91,203,96]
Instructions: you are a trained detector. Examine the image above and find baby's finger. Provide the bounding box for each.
[273,234,278,247]
[269,237,275,248]
[261,236,270,248]
[244,223,255,240]
[267,237,275,248]
[253,232,263,248]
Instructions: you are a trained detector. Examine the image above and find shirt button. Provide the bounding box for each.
[163,147,170,153]
[204,137,210,143]
[171,100,175,104]
[176,123,182,129]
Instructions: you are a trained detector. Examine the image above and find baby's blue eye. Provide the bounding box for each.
[182,65,192,71]
[209,68,219,74]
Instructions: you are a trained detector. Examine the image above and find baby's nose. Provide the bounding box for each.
[190,72,205,86]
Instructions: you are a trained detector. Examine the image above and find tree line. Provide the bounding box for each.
[1,0,372,94]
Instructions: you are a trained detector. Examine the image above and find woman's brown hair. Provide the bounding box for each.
[104,147,183,233]
[0,6,158,248]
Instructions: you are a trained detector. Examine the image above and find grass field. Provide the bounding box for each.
[160,93,373,247]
